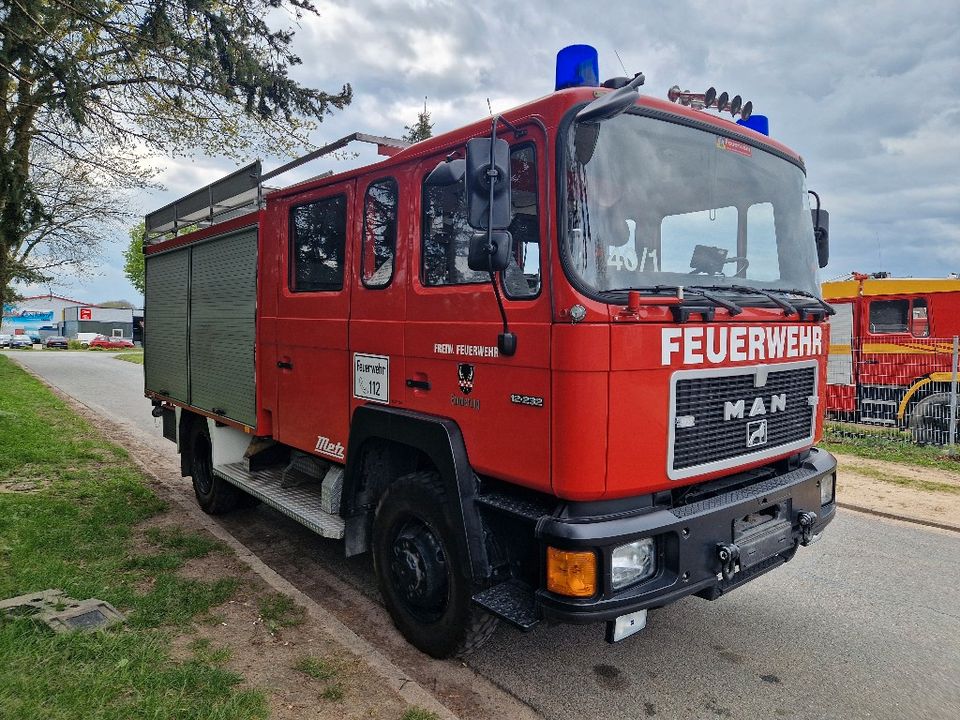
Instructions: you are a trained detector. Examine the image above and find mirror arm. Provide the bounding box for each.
[808,189,821,229]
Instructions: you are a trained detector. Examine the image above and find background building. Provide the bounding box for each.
[1,294,86,337]
[63,306,133,339]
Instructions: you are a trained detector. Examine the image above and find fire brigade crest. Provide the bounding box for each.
[457,363,475,395]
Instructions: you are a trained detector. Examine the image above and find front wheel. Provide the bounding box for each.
[372,471,497,658]
[909,392,957,445]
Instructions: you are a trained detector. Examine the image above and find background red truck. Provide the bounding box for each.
[144,47,837,657]
[824,273,960,442]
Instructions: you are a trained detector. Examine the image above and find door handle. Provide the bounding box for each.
[277,360,293,370]
[406,378,431,391]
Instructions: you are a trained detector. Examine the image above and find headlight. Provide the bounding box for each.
[611,538,656,590]
[820,474,835,506]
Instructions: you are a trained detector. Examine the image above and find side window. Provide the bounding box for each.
[361,179,398,288]
[290,194,347,292]
[504,145,541,299]
[911,298,930,337]
[421,175,487,287]
[421,143,542,292]
[869,299,909,334]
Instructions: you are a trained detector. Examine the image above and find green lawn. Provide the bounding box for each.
[822,421,960,473]
[0,356,266,720]
[115,351,144,365]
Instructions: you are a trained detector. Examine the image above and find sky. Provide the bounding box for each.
[21,0,960,306]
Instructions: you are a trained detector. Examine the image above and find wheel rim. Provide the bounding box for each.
[193,433,213,495]
[388,516,449,622]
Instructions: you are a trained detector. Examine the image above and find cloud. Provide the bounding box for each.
[33,0,960,303]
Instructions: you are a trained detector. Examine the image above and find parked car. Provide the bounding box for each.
[88,335,135,349]
[28,332,42,344]
[44,336,69,349]
[9,335,34,348]
[0,334,11,348]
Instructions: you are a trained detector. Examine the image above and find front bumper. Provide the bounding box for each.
[536,448,837,624]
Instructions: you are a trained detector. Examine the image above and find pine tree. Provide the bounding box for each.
[403,98,434,144]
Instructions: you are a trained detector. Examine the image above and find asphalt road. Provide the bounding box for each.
[7,350,960,720]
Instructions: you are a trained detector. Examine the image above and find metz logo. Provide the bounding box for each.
[662,325,822,366]
[314,436,345,460]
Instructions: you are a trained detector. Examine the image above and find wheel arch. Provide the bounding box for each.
[898,373,953,423]
[343,405,491,583]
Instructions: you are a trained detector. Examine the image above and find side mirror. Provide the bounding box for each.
[465,137,511,230]
[468,230,512,273]
[425,157,465,186]
[811,208,829,268]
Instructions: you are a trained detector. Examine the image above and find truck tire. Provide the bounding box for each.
[372,471,498,658]
[910,392,956,445]
[188,420,242,514]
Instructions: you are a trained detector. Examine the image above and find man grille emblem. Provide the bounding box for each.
[746,419,768,448]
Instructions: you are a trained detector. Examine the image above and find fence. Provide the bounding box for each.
[825,335,959,447]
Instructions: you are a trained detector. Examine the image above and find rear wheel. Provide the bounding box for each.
[372,471,497,658]
[909,392,957,445]
[188,419,242,514]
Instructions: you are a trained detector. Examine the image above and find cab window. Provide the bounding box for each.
[869,299,908,334]
[421,143,541,296]
[290,194,347,292]
[361,179,398,288]
[911,298,929,337]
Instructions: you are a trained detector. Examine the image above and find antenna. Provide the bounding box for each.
[614,49,628,75]
[486,97,493,116]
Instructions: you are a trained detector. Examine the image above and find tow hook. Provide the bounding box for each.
[716,543,741,581]
[798,511,818,546]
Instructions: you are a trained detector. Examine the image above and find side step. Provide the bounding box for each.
[472,579,539,631]
[213,461,345,539]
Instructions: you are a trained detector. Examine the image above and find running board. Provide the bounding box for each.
[213,461,345,539]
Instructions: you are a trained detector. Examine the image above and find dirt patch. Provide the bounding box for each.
[835,453,960,531]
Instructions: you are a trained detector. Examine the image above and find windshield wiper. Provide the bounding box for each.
[601,285,743,316]
[702,284,798,316]
[760,287,836,315]
[683,287,743,316]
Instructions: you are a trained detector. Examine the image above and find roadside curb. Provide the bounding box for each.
[18,362,462,720]
[838,502,959,534]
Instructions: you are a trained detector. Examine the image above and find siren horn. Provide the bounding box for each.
[666,84,754,120]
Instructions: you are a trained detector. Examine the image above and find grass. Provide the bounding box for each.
[294,656,338,680]
[822,421,960,473]
[842,462,960,495]
[257,591,305,634]
[115,352,144,364]
[0,355,267,720]
[401,710,440,720]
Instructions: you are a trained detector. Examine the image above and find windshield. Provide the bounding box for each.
[562,112,821,297]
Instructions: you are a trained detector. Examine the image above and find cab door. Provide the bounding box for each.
[349,173,406,415]
[404,133,553,494]
[274,180,355,459]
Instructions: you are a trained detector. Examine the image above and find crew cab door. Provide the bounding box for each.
[274,180,355,459]
[404,133,553,494]
[348,173,406,415]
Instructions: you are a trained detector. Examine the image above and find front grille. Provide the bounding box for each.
[670,362,817,478]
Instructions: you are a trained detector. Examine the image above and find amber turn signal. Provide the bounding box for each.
[546,547,598,597]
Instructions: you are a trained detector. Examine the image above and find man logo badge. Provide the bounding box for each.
[746,419,768,448]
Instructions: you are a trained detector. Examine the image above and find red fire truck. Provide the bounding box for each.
[825,273,960,441]
[144,48,836,657]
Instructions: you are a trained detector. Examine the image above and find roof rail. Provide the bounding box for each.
[144,132,410,244]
